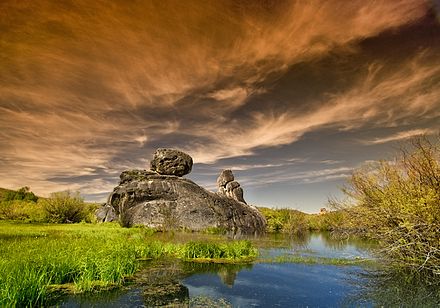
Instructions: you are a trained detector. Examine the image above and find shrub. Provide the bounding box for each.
[306,210,348,232]
[0,200,45,222]
[42,191,88,223]
[3,187,38,202]
[331,137,440,273]
[259,207,308,235]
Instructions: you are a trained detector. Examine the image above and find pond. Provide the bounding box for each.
[56,232,440,307]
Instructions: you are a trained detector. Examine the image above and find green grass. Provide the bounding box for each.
[181,240,258,262]
[0,222,257,307]
[257,254,377,266]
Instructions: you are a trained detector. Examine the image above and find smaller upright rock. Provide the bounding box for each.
[217,170,246,204]
[217,170,234,187]
[150,148,193,177]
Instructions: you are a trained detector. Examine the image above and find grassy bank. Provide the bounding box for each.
[0,222,257,307]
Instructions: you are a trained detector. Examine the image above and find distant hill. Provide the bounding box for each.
[0,187,15,200]
[0,187,39,202]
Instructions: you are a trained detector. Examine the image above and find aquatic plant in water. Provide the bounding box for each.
[0,222,258,307]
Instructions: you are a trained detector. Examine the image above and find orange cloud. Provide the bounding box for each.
[0,0,437,197]
[187,51,440,163]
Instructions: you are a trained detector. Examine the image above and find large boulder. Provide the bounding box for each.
[150,148,193,177]
[96,149,265,234]
[97,171,265,234]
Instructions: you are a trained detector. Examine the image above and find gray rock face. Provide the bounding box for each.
[226,180,240,191]
[96,148,265,234]
[120,169,157,184]
[150,148,193,177]
[97,170,265,234]
[217,170,246,204]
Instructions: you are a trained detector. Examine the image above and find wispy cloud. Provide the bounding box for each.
[364,128,438,145]
[237,167,354,188]
[0,0,437,199]
[320,160,344,165]
[188,50,440,163]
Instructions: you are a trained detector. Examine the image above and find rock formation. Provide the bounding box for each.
[150,148,193,176]
[96,148,266,234]
[216,169,246,204]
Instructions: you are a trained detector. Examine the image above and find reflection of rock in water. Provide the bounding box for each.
[143,281,189,307]
[134,259,189,307]
[133,259,252,306]
[218,269,237,287]
[181,261,253,288]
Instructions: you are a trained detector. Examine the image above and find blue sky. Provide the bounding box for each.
[1,0,439,212]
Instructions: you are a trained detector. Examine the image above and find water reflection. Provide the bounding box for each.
[58,232,440,307]
[256,231,376,261]
[181,262,253,287]
[348,269,440,307]
[132,260,251,307]
[183,263,369,307]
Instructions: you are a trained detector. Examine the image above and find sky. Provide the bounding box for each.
[1,0,439,213]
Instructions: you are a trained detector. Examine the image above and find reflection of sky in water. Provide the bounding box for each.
[183,263,370,307]
[57,234,376,307]
[260,233,375,260]
[58,288,145,308]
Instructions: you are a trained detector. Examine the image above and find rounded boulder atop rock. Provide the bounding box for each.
[150,148,193,177]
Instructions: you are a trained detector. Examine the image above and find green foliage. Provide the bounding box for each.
[0,222,259,306]
[0,198,98,224]
[0,187,43,221]
[0,188,13,199]
[259,207,345,234]
[331,137,440,274]
[0,187,98,223]
[306,211,348,232]
[42,191,89,223]
[259,254,374,266]
[0,199,45,221]
[3,187,38,202]
[181,240,257,260]
[0,223,142,306]
[259,207,308,235]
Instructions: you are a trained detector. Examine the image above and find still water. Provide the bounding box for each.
[57,233,439,307]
